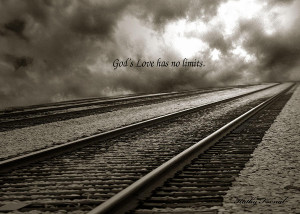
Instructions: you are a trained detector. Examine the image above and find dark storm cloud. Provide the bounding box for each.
[201,29,232,54]
[267,0,295,6]
[237,13,300,81]
[4,19,26,37]
[135,0,227,27]
[0,0,133,108]
[135,0,189,26]
[3,54,33,70]
[69,0,131,37]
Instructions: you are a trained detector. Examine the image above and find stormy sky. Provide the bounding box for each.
[0,0,300,108]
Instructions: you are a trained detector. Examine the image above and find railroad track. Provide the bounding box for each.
[0,87,238,118]
[0,83,294,213]
[88,84,296,214]
[0,83,283,168]
[0,86,238,132]
[2,83,256,116]
[3,85,255,117]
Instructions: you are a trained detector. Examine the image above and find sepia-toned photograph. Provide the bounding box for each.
[0,0,299,213]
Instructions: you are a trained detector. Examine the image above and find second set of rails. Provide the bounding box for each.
[0,86,236,131]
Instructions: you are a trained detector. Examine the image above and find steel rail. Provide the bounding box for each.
[2,85,249,116]
[0,88,242,131]
[0,83,283,173]
[0,92,176,117]
[0,87,233,118]
[2,84,258,115]
[87,84,294,214]
[0,89,214,115]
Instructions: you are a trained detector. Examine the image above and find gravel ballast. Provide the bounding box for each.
[0,84,286,160]
[220,84,300,214]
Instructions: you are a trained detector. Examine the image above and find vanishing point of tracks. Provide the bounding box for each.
[0,83,295,213]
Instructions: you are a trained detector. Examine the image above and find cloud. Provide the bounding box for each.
[236,0,300,81]
[134,0,227,28]
[0,0,299,108]
[201,29,232,54]
[0,0,133,107]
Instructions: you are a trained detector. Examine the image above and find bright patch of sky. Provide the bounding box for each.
[231,45,256,63]
[163,19,208,58]
[162,0,265,59]
[217,0,263,36]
